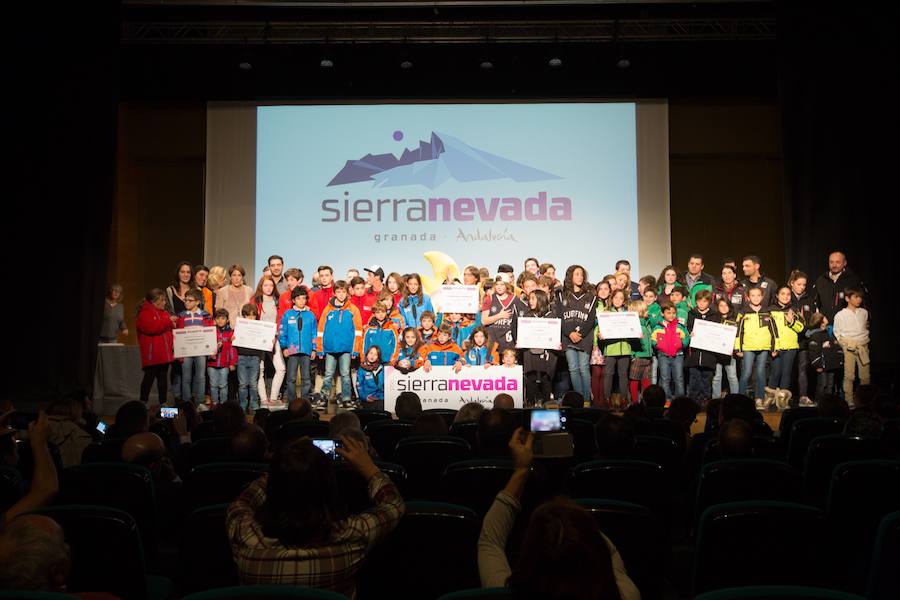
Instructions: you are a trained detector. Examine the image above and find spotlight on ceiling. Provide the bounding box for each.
[548,57,563,68]
[480,60,494,70]
[320,58,334,68]
[617,58,631,69]
[238,60,252,71]
[400,60,413,70]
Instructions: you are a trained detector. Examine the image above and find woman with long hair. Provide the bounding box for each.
[558,265,597,402]
[254,275,287,407]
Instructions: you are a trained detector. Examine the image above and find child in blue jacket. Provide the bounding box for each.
[279,286,318,401]
[357,345,385,408]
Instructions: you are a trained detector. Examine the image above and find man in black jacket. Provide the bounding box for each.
[811,251,869,322]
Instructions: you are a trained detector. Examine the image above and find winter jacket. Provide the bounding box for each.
[789,291,817,349]
[356,364,385,401]
[682,271,716,307]
[807,329,843,372]
[674,301,690,326]
[632,317,654,359]
[309,285,335,320]
[647,302,663,327]
[399,293,434,328]
[741,276,778,308]
[812,268,868,322]
[137,302,175,367]
[735,308,777,352]
[176,309,213,330]
[463,344,500,366]
[316,298,363,355]
[769,303,806,351]
[713,282,747,313]
[419,339,464,366]
[686,308,723,368]
[279,308,317,357]
[350,293,376,326]
[209,325,238,368]
[650,319,690,357]
[438,315,479,350]
[363,317,401,364]
[393,346,424,371]
[557,290,598,353]
[418,326,437,344]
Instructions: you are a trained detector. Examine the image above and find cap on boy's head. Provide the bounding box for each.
[365,265,385,279]
[497,264,514,274]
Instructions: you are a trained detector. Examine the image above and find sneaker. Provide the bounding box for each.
[755,398,765,410]
[339,399,357,410]
[798,396,815,407]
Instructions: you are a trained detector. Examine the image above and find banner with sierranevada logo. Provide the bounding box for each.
[384,365,524,412]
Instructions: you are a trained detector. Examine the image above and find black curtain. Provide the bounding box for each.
[778,2,900,372]
[7,2,120,406]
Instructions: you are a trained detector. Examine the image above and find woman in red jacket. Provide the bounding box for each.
[137,288,176,407]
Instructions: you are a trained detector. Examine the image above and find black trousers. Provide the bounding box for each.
[525,371,553,407]
[141,363,169,405]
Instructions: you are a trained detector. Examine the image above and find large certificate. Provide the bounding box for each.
[232,318,277,352]
[516,317,562,349]
[689,320,737,355]
[440,285,480,313]
[385,365,523,412]
[596,311,642,339]
[173,326,217,359]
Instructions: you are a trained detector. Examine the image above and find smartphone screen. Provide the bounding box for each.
[530,409,566,432]
[312,438,343,460]
[96,421,107,434]
[160,407,179,419]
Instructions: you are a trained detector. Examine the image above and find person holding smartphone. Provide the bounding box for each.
[477,428,639,600]
[226,434,405,597]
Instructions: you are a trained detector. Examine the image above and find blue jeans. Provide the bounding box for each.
[657,353,685,399]
[321,352,352,402]
[712,358,739,398]
[565,348,591,401]
[286,354,312,400]
[237,355,260,411]
[739,351,769,400]
[180,356,206,404]
[208,366,229,405]
[768,349,797,390]
[688,367,715,403]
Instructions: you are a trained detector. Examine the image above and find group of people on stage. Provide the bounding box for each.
[121,250,870,412]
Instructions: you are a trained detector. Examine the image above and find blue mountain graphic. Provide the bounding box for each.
[327,132,560,189]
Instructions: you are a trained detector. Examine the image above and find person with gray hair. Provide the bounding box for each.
[329,411,362,438]
[0,515,70,592]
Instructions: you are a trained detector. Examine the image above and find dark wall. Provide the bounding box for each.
[111,102,206,346]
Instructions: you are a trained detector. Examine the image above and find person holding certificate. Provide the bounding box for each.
[175,289,214,405]
[596,289,634,405]
[516,290,559,407]
[685,290,723,404]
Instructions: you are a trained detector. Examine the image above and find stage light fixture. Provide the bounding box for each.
[400,60,413,70]
[480,60,494,70]
[548,57,563,68]
[320,58,334,68]
[617,58,631,69]
[238,60,252,71]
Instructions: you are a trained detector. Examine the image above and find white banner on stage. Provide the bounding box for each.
[385,365,523,412]
[233,318,277,352]
[689,320,737,355]
[516,317,562,350]
[596,311,642,339]
[439,285,480,314]
[173,326,217,358]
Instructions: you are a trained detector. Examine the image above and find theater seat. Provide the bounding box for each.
[786,418,845,469]
[57,463,159,562]
[179,504,239,594]
[778,407,820,444]
[633,435,680,472]
[448,421,479,450]
[394,436,471,499]
[574,499,667,600]
[365,420,414,461]
[184,462,268,512]
[692,501,830,595]
[357,502,480,600]
[440,459,515,515]
[189,436,234,467]
[333,461,408,512]
[32,505,173,600]
[567,418,597,460]
[568,460,667,515]
[867,511,900,600]
[182,585,350,599]
[827,460,900,592]
[190,420,219,441]
[423,408,459,429]
[693,586,866,600]
[803,435,883,504]
[695,460,801,530]
[352,408,392,429]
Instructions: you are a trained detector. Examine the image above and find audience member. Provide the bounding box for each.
[843,411,883,438]
[45,398,93,468]
[213,401,248,437]
[817,394,850,419]
[454,402,486,424]
[641,385,666,409]
[226,436,404,596]
[560,391,585,410]
[0,515,71,593]
[395,392,423,421]
[492,394,515,410]
[231,424,269,463]
[106,400,149,439]
[594,414,636,459]
[1,413,58,524]
[718,418,754,459]
[413,413,449,436]
[477,408,517,459]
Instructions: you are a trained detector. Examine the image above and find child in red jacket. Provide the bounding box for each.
[208,308,237,406]
[137,288,176,407]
